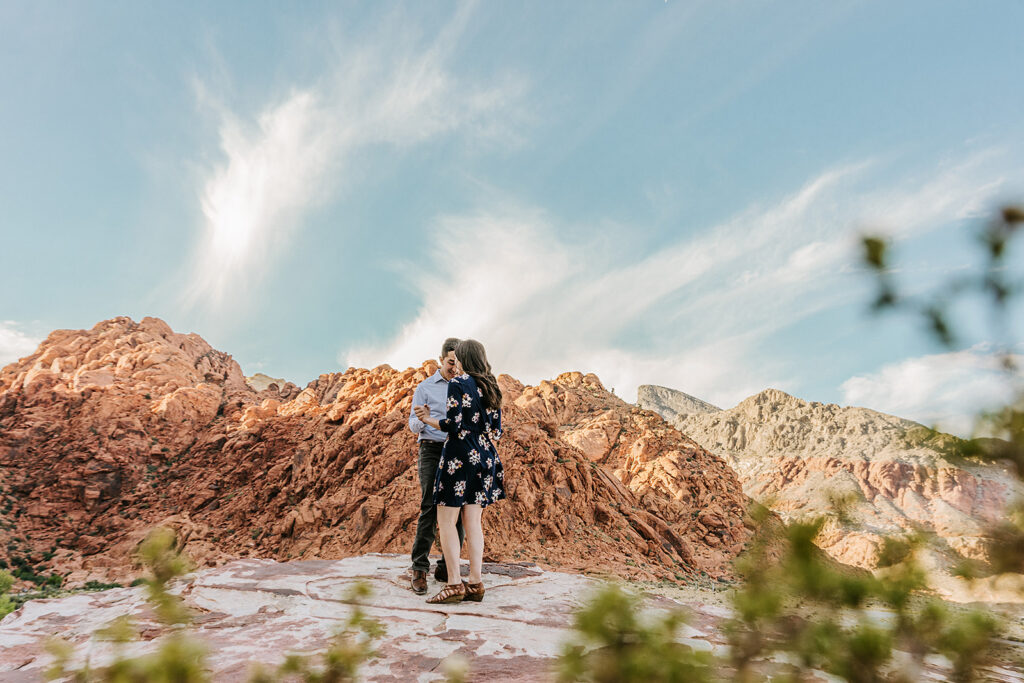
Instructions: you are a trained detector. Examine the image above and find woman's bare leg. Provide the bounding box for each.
[461,504,483,584]
[437,505,463,586]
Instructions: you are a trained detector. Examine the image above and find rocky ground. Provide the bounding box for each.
[0,554,726,682]
[2,554,1023,682]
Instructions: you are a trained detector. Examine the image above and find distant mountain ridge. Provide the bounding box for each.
[636,385,721,422]
[245,372,289,392]
[637,384,1024,601]
[246,372,301,400]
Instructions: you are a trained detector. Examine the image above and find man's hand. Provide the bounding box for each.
[414,404,430,421]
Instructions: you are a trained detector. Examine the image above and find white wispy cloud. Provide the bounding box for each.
[840,345,1019,438]
[345,150,1013,408]
[180,4,528,311]
[0,321,42,368]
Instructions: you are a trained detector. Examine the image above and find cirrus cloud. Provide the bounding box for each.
[840,345,1019,438]
[344,149,1017,410]
[180,3,529,312]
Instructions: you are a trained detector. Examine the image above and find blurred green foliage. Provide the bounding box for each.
[557,583,715,682]
[554,205,1023,682]
[555,507,1002,681]
[247,580,385,682]
[724,509,1001,682]
[45,527,208,682]
[861,205,1024,571]
[43,527,384,682]
[0,568,14,619]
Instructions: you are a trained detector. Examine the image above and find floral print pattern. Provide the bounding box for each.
[432,374,506,509]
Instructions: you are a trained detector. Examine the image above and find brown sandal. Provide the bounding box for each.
[426,582,466,604]
[462,580,485,602]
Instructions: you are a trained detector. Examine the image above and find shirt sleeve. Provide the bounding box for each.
[408,384,426,435]
[437,379,463,434]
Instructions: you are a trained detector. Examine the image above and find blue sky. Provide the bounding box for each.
[2,1,1023,435]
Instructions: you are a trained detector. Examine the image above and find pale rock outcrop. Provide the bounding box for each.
[639,384,1024,594]
[637,385,721,423]
[246,372,302,401]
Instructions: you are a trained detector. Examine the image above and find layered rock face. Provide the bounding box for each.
[0,317,255,581]
[638,385,1023,577]
[0,318,752,588]
[510,373,749,572]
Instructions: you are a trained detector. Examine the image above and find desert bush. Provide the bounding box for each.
[556,582,715,683]
[0,568,14,619]
[863,205,1024,570]
[83,579,121,591]
[45,526,208,682]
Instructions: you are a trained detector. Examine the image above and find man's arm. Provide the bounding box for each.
[408,384,426,435]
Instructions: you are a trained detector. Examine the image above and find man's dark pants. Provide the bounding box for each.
[410,440,465,572]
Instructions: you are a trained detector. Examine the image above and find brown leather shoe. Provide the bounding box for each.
[411,570,427,595]
[462,580,484,602]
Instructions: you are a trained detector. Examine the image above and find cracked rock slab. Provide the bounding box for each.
[0,554,712,682]
[7,554,1013,681]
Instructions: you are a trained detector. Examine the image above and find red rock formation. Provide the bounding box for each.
[0,317,752,588]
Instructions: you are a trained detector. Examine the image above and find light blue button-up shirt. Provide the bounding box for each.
[408,370,450,442]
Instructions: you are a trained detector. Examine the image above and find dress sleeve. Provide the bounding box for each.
[437,379,463,434]
[487,408,503,444]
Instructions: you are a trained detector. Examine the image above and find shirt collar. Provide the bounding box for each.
[430,369,449,383]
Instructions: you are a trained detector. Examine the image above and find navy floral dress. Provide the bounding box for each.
[432,374,505,508]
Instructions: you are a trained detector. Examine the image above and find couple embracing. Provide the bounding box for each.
[407,338,505,604]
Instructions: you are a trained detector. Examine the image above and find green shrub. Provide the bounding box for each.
[45,527,207,682]
[84,580,123,591]
[557,583,714,682]
[0,569,14,620]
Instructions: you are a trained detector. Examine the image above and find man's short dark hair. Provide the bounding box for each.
[441,337,461,357]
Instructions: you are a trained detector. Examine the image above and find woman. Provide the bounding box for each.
[413,338,505,604]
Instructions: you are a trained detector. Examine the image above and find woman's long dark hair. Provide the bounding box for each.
[455,339,502,411]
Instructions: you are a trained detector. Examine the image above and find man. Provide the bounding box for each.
[408,337,466,594]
